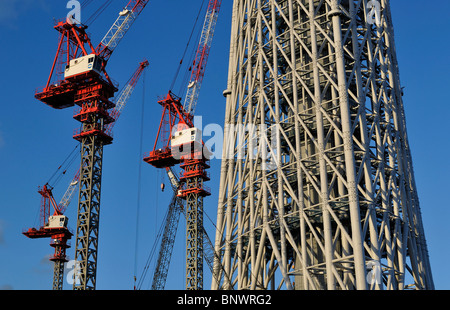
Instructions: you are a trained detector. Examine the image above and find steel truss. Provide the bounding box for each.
[212,0,433,290]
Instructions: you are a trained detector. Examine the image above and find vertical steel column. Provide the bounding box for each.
[329,0,367,289]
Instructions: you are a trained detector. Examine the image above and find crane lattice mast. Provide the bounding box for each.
[148,167,230,290]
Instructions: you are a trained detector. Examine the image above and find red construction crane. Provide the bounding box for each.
[34,0,150,290]
[36,1,150,110]
[143,0,222,290]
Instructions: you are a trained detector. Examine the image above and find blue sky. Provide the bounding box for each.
[0,1,449,290]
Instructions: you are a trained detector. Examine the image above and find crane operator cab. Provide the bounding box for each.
[46,215,69,229]
[64,54,103,79]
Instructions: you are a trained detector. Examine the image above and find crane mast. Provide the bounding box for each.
[35,0,149,290]
[23,185,72,290]
[58,59,149,215]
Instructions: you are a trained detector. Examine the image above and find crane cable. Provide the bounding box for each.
[133,74,168,289]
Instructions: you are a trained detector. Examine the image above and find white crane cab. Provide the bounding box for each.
[47,215,69,229]
[171,127,204,159]
[64,54,103,79]
[171,127,202,148]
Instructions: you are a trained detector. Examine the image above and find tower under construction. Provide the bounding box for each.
[212,0,433,290]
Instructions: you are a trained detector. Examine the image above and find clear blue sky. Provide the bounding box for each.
[0,1,449,290]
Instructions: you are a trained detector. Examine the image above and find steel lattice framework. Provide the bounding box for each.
[212,0,434,290]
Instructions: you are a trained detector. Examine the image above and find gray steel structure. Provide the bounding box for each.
[212,0,433,290]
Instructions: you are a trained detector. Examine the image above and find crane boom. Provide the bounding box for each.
[35,0,149,290]
[183,0,222,115]
[105,59,149,135]
[97,0,150,62]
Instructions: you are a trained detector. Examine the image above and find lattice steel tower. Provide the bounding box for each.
[212,0,434,290]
